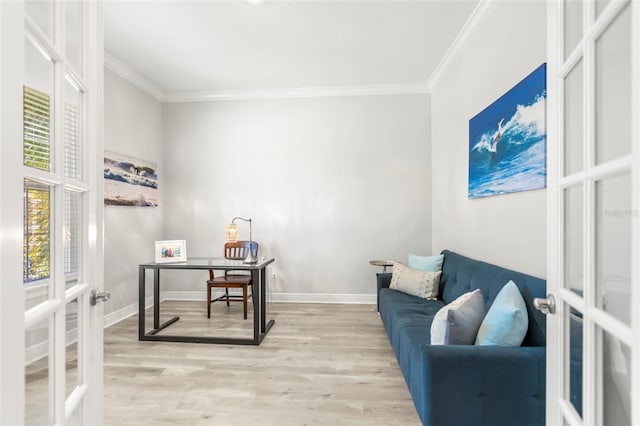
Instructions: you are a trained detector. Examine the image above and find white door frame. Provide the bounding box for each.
[0,2,28,425]
[0,1,104,424]
[546,1,639,425]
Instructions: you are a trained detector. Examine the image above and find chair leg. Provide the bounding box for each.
[207,285,211,318]
[225,288,230,306]
[243,285,247,320]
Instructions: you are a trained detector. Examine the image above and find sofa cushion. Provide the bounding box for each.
[476,280,528,346]
[408,253,444,272]
[431,289,485,345]
[390,262,440,300]
[379,290,443,384]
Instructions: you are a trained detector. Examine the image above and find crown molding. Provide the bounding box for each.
[163,83,429,103]
[427,0,498,92]
[104,52,166,101]
[104,2,496,102]
[103,54,428,102]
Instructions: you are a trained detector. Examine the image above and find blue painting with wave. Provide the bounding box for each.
[468,63,546,199]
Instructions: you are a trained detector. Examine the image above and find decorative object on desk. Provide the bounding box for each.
[207,241,259,320]
[224,217,257,263]
[224,222,240,242]
[154,240,187,263]
[468,63,547,199]
[104,150,158,207]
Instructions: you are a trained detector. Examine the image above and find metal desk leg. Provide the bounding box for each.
[260,267,266,333]
[139,266,146,340]
[261,266,275,337]
[141,267,180,339]
[252,269,260,344]
[153,269,160,329]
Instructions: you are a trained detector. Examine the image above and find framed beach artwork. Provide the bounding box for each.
[468,63,547,199]
[104,150,158,206]
[154,240,187,263]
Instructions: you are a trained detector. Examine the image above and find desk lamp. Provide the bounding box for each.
[224,217,257,264]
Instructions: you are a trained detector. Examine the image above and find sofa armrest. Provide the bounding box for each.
[415,345,545,426]
[376,273,392,312]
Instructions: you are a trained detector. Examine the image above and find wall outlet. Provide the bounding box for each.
[271,271,277,280]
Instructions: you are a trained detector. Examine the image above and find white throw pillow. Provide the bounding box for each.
[430,289,485,345]
[389,262,440,300]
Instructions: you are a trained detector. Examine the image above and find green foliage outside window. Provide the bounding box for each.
[23,85,52,283]
[24,183,50,282]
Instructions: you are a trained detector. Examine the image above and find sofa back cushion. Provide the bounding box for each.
[439,250,547,347]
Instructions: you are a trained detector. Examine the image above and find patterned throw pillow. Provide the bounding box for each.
[431,289,485,345]
[389,262,441,300]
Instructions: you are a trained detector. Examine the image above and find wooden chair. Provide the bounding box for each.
[206,241,258,320]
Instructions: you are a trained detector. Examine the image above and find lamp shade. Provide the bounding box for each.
[225,223,240,242]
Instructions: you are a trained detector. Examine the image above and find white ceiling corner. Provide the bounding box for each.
[427,0,498,92]
[104,1,480,102]
[104,53,166,101]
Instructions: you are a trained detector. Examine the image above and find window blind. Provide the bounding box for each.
[64,190,79,277]
[23,86,51,171]
[64,102,81,179]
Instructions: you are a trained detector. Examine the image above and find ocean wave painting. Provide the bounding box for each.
[104,150,158,207]
[468,63,546,199]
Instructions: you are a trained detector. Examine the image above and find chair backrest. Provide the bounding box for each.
[224,241,258,260]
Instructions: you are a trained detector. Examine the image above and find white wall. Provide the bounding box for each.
[103,68,163,316]
[430,1,547,277]
[162,94,431,300]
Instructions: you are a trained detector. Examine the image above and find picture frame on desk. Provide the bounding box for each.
[154,240,187,263]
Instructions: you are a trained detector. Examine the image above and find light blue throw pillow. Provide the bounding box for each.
[475,280,528,346]
[408,253,444,272]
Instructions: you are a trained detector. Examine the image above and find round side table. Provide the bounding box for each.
[369,259,394,273]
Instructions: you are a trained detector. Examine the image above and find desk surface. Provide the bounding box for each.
[140,256,275,270]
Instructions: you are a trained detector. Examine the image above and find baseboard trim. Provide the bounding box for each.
[103,296,154,329]
[271,292,376,304]
[161,290,376,305]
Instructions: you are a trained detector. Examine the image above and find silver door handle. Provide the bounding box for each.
[533,294,555,315]
[90,289,111,306]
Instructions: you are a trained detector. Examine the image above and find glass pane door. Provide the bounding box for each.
[20,1,103,424]
[548,1,638,425]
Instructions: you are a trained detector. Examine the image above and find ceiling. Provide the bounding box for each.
[104,0,478,97]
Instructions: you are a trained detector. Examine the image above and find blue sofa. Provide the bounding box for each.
[377,250,547,426]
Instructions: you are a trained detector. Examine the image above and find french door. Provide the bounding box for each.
[0,1,104,424]
[546,0,639,425]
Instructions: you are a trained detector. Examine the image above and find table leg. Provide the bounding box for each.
[252,269,260,344]
[138,266,146,340]
[142,267,180,338]
[260,267,267,333]
[154,268,160,329]
[260,266,275,340]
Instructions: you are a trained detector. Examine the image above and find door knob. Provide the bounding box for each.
[90,289,111,306]
[533,294,556,315]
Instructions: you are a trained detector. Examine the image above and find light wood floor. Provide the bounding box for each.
[104,301,421,425]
